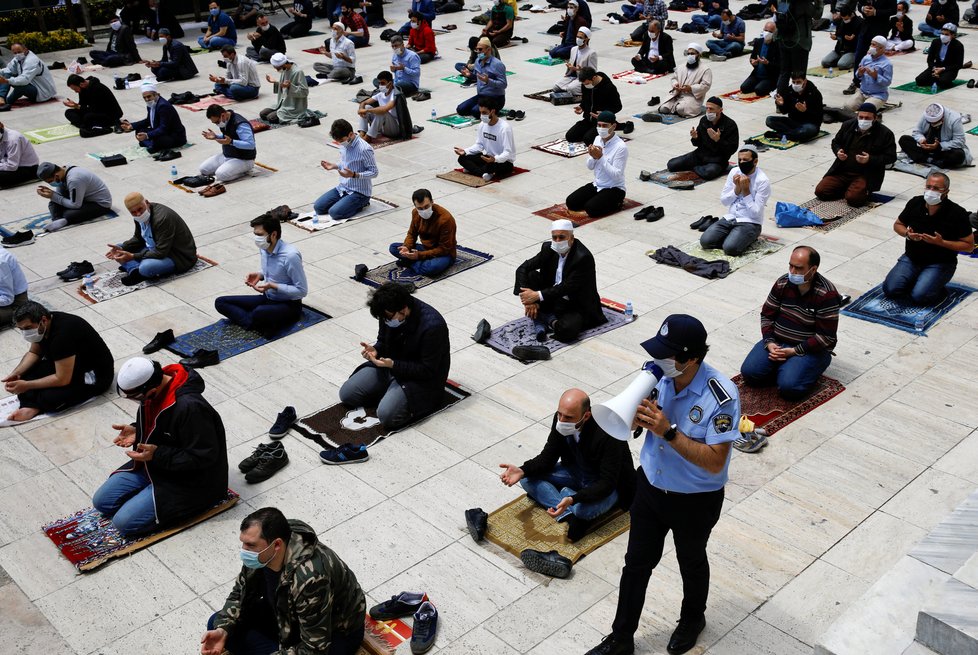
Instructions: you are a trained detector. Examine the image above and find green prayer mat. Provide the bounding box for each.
[24,124,81,144]
[892,79,966,94]
[967,124,978,136]
[440,71,515,84]
[651,236,786,272]
[429,110,510,128]
[748,130,829,150]
[526,56,565,66]
[87,142,194,162]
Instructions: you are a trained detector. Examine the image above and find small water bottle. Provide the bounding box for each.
[568,142,576,154]
[84,274,94,290]
[780,134,788,145]
[827,66,834,78]
[625,300,634,320]
[170,164,178,181]
[124,77,130,90]
[619,36,625,46]
[312,212,320,225]
[931,82,938,94]
[914,311,926,333]
[431,108,437,119]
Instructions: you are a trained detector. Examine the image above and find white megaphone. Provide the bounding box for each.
[593,362,664,440]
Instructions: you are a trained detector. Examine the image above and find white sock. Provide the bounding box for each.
[45,218,68,232]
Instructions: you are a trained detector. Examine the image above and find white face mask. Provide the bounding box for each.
[790,82,803,93]
[568,6,576,14]
[110,21,121,30]
[652,357,686,379]
[133,209,151,224]
[923,189,943,205]
[869,46,880,57]
[554,420,579,437]
[687,54,699,65]
[480,114,490,123]
[576,37,585,46]
[895,11,903,18]
[145,100,156,108]
[857,118,873,131]
[583,82,594,89]
[217,120,228,129]
[706,111,717,122]
[258,23,269,30]
[20,327,43,343]
[253,234,271,250]
[596,126,610,138]
[551,239,571,255]
[940,34,951,44]
[14,53,26,63]
[761,30,772,41]
[395,47,405,56]
[333,31,343,41]
[410,21,418,29]
[417,206,433,219]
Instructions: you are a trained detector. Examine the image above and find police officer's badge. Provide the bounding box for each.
[713,414,733,433]
[689,406,703,423]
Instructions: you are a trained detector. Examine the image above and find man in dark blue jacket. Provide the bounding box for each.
[121,83,187,154]
[145,28,199,82]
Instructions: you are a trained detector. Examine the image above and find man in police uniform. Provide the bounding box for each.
[585,314,739,655]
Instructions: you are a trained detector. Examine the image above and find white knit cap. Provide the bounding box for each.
[270,52,288,67]
[117,357,155,392]
[871,35,887,47]
[688,42,705,53]
[551,219,575,232]
[579,26,591,37]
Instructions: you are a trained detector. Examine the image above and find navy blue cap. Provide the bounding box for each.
[640,314,707,359]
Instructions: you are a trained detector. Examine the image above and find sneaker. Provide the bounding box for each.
[732,431,768,453]
[411,601,438,654]
[58,260,95,281]
[1,230,35,248]
[369,591,428,620]
[238,441,283,473]
[244,445,290,482]
[709,54,727,62]
[482,172,493,182]
[269,406,297,439]
[319,443,370,465]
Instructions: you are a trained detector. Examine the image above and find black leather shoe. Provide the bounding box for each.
[839,294,852,307]
[179,348,220,368]
[645,206,665,222]
[634,206,653,220]
[472,318,491,343]
[353,263,368,281]
[565,514,594,542]
[667,617,706,655]
[520,549,572,578]
[512,345,551,361]
[143,328,175,354]
[465,507,488,542]
[584,634,634,655]
[155,149,182,162]
[647,95,661,106]
[120,269,147,286]
[689,215,710,230]
[698,216,719,232]
[621,120,635,134]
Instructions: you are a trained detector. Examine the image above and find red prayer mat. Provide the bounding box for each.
[732,374,845,436]
[532,198,643,226]
[436,166,530,187]
[359,616,412,655]
[720,90,770,104]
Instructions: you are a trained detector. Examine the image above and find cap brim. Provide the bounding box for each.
[639,336,676,359]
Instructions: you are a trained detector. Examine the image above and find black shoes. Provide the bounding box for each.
[842,83,857,95]
[179,347,219,368]
[120,269,147,286]
[620,120,635,134]
[472,318,491,343]
[690,215,719,231]
[647,95,661,106]
[1,230,35,248]
[639,169,652,181]
[584,634,635,655]
[634,206,664,221]
[298,115,321,128]
[142,328,175,354]
[520,548,572,578]
[369,591,429,620]
[411,601,438,654]
[154,149,182,162]
[840,294,852,307]
[641,111,663,122]
[353,263,368,281]
[269,406,297,439]
[58,260,94,281]
[242,441,290,483]
[565,514,593,542]
[512,345,551,361]
[667,617,706,654]
[465,507,488,542]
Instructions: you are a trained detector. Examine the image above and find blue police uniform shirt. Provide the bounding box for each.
[639,360,740,493]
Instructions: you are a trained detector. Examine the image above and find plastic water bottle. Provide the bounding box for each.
[124,77,130,90]
[827,66,834,78]
[914,311,927,333]
[84,274,94,290]
[431,108,437,119]
[619,36,625,46]
[625,300,634,320]
[781,134,788,146]
[170,164,178,182]
[931,82,938,94]
[312,213,320,225]
[568,142,576,154]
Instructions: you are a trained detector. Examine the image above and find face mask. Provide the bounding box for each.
[480,114,490,123]
[477,52,486,61]
[722,19,731,26]
[133,209,150,224]
[210,7,219,15]
[787,271,807,285]
[417,207,433,219]
[555,420,579,437]
[940,34,951,44]
[217,119,228,129]
[410,21,419,29]
[894,12,902,18]
[239,543,273,569]
[568,6,577,14]
[110,21,121,30]
[596,126,610,138]
[253,234,270,250]
[145,100,156,108]
[20,327,43,343]
[687,54,699,66]
[923,189,943,205]
[761,30,772,40]
[333,31,343,41]
[790,82,803,93]
[653,357,685,379]
[738,160,754,174]
[583,82,594,89]
[551,239,571,255]
[869,46,879,57]
[857,118,873,131]
[706,111,717,122]
[385,317,403,328]
[14,53,26,63]
[576,37,585,46]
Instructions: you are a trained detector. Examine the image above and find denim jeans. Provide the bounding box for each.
[520,462,619,520]
[621,3,643,19]
[214,294,302,332]
[457,93,504,119]
[387,243,454,276]
[740,339,832,400]
[198,35,236,50]
[549,43,573,60]
[92,469,158,536]
[765,116,820,143]
[706,40,744,57]
[918,22,941,37]
[122,256,177,278]
[699,218,762,256]
[0,81,38,105]
[688,13,721,29]
[882,253,957,305]
[215,82,260,100]
[338,366,411,429]
[313,188,370,220]
[395,80,419,97]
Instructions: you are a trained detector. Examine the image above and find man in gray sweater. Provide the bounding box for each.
[36,161,113,231]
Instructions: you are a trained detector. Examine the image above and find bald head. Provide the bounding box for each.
[557,388,591,424]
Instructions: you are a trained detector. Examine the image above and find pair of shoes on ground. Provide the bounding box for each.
[619,120,635,134]
[320,443,369,464]
[143,328,175,354]
[297,115,321,128]
[120,269,147,286]
[472,319,549,360]
[505,109,526,120]
[58,260,94,281]
[179,348,219,368]
[153,149,182,162]
[369,592,438,653]
[412,90,431,101]
[634,205,665,221]
[1,230,35,248]
[690,215,719,231]
[584,617,705,654]
[342,75,364,85]
[239,440,290,483]
[199,183,226,197]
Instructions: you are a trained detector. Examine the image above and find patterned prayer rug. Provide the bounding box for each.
[731,374,845,436]
[531,138,589,157]
[532,198,643,226]
[43,490,239,571]
[632,111,696,125]
[892,79,967,94]
[798,194,893,233]
[649,234,786,273]
[435,166,530,187]
[720,89,770,103]
[644,167,717,190]
[613,39,644,47]
[747,130,829,150]
[0,210,119,238]
[325,135,418,150]
[24,123,80,144]
[292,381,470,449]
[358,616,412,655]
[165,306,331,361]
[609,70,668,84]
[250,109,328,131]
[526,55,566,65]
[485,495,630,564]
[484,300,634,361]
[175,95,237,112]
[288,198,399,232]
[87,142,194,162]
[76,256,217,303]
[0,395,99,428]
[355,245,493,289]
[840,282,975,335]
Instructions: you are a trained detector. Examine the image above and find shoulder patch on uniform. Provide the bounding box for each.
[713,414,733,433]
[707,378,732,406]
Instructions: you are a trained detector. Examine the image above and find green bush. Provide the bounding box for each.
[0,1,122,36]
[7,29,89,54]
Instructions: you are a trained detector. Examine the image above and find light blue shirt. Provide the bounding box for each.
[261,239,307,301]
[475,55,507,97]
[856,53,893,100]
[231,120,256,152]
[391,48,421,88]
[639,361,740,493]
[336,134,378,197]
[0,249,28,306]
[139,220,156,251]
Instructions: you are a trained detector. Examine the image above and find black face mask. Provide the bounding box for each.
[738,160,754,174]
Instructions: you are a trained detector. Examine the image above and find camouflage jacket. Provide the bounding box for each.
[213,519,366,655]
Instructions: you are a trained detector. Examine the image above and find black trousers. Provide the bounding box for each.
[898,135,968,169]
[457,153,514,177]
[914,67,957,89]
[17,359,109,413]
[65,109,118,131]
[633,58,672,75]
[0,164,38,189]
[611,469,724,639]
[566,183,626,218]
[521,270,586,342]
[565,118,596,145]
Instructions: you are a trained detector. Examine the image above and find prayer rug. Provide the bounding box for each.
[302,47,323,54]
[648,234,786,273]
[0,210,118,239]
[532,198,643,226]
[441,71,515,85]
[798,194,893,233]
[631,112,697,125]
[609,70,667,84]
[892,79,967,94]
[87,142,194,162]
[288,198,399,232]
[252,109,328,130]
[526,55,566,66]
[24,123,80,145]
[806,66,846,78]
[76,256,217,303]
[891,157,972,177]
[43,490,239,572]
[720,89,770,103]
[355,245,493,289]
[485,494,630,564]
[966,124,978,136]
[165,306,332,361]
[428,112,479,128]
[915,32,937,42]
[6,97,58,110]
[0,395,99,428]
[358,616,412,655]
[644,167,718,190]
[731,373,846,436]
[747,130,829,149]
[524,88,581,103]
[176,95,237,112]
[840,282,975,335]
[531,136,632,158]
[292,380,471,449]
[484,300,634,361]
[614,39,644,47]
[325,135,418,150]
[435,166,530,187]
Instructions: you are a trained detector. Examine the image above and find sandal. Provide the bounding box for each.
[199,183,226,197]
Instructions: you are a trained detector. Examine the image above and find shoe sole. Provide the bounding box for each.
[520,550,571,578]
[268,429,291,439]
[320,453,370,465]
[2,238,35,248]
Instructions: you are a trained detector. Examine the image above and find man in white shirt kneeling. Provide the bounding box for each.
[700,144,771,256]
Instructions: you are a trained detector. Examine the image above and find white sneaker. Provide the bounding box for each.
[482,173,493,182]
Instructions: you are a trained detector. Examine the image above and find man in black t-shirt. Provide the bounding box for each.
[883,172,975,304]
[1,302,114,422]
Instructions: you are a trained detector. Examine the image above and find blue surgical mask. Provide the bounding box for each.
[385,317,403,328]
[787,272,806,285]
[210,7,220,15]
[239,542,273,569]
[477,52,486,61]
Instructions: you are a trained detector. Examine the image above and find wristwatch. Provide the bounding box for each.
[663,424,678,442]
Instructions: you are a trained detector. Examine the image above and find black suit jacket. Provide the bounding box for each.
[637,30,675,72]
[162,40,199,80]
[827,118,896,191]
[515,240,606,329]
[926,37,964,76]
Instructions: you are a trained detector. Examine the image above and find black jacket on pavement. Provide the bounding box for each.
[515,239,606,329]
[826,118,897,191]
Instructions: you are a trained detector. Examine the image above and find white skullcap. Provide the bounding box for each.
[551,219,575,232]
[871,35,887,46]
[117,357,155,392]
[332,21,345,30]
[924,103,945,122]
[579,26,591,37]
[140,81,158,93]
[269,52,288,67]
[688,42,705,53]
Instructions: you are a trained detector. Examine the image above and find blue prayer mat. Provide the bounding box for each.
[841,283,974,335]
[0,210,118,238]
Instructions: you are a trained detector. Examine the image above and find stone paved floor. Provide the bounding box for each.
[0,5,977,654]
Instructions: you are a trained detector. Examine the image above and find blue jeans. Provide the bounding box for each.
[121,256,177,279]
[549,43,573,60]
[918,22,941,37]
[198,35,236,50]
[882,253,957,305]
[740,339,832,401]
[699,218,762,256]
[338,366,411,429]
[387,242,454,276]
[313,188,370,220]
[706,40,744,57]
[621,3,643,19]
[765,115,820,143]
[92,470,158,536]
[457,93,504,119]
[0,81,38,105]
[214,294,302,331]
[688,13,721,30]
[520,463,619,521]
[454,61,476,83]
[214,82,260,100]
